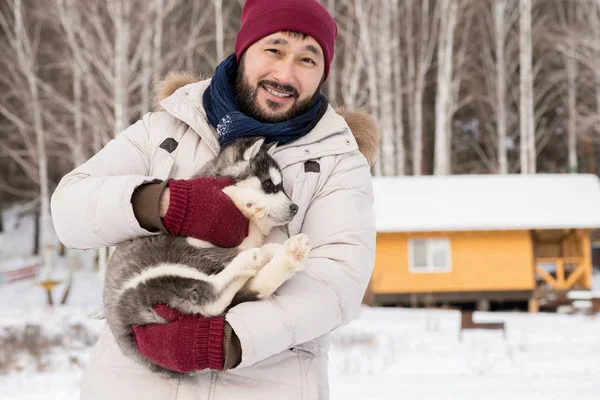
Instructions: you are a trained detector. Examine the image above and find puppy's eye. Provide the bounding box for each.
[263,180,277,193]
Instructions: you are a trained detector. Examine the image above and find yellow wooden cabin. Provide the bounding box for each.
[369,174,600,310]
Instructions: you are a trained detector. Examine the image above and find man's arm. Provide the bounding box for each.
[225,152,376,368]
[51,113,162,249]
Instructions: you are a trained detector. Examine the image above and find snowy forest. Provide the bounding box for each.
[2,0,600,249]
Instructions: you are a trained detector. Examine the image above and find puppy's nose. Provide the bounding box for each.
[290,204,299,215]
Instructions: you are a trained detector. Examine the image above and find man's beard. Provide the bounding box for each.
[234,58,320,123]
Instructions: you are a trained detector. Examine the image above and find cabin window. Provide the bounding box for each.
[408,238,452,273]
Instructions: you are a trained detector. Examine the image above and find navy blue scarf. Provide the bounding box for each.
[203,54,324,148]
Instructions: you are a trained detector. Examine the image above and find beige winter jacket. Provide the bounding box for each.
[50,76,379,400]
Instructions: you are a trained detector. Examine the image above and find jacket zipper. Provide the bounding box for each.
[208,370,217,400]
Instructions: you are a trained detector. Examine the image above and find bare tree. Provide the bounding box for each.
[556,1,581,172]
[214,0,224,62]
[110,0,131,137]
[494,0,512,173]
[354,0,381,175]
[392,0,406,175]
[339,2,366,110]
[405,0,440,175]
[557,1,600,162]
[471,0,520,173]
[325,0,339,105]
[433,0,459,175]
[519,0,535,173]
[0,0,54,278]
[377,0,395,176]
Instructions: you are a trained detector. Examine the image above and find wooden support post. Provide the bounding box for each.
[564,264,586,289]
[582,230,592,289]
[410,293,418,308]
[536,265,558,289]
[528,297,539,313]
[556,259,565,289]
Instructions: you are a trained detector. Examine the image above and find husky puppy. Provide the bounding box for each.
[102,137,311,378]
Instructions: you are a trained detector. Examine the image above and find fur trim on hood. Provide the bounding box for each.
[153,72,380,167]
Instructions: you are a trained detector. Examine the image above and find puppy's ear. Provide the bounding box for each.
[263,141,278,155]
[245,202,266,219]
[243,137,266,161]
[188,288,200,304]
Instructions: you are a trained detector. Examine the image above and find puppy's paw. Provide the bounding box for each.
[258,243,282,265]
[234,248,263,278]
[282,234,310,271]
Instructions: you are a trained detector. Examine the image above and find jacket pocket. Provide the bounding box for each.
[289,346,328,400]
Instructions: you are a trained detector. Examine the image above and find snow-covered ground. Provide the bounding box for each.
[2,209,600,399]
[1,271,600,400]
[329,308,600,400]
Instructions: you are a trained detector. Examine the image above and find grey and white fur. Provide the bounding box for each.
[102,137,311,379]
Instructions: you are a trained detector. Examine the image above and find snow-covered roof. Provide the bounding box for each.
[372,174,600,232]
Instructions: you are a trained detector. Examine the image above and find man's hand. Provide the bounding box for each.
[131,305,242,373]
[161,177,249,248]
[159,187,170,217]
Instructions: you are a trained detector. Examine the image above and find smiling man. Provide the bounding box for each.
[235,33,325,123]
[51,0,378,399]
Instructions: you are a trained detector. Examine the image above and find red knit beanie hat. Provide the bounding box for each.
[234,0,338,81]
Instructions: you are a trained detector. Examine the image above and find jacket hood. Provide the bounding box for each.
[153,71,380,167]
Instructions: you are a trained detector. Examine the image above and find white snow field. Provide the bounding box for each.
[1,274,599,400]
[1,209,600,399]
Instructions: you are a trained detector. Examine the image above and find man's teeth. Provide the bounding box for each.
[265,87,292,98]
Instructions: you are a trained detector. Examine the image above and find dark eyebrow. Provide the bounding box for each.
[304,44,323,59]
[265,38,289,46]
[265,38,323,60]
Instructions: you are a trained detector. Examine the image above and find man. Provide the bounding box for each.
[51,0,378,398]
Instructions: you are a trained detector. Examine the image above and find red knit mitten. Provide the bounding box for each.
[162,177,249,248]
[132,305,225,372]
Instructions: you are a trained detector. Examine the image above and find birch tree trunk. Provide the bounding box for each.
[434,0,458,175]
[153,0,164,83]
[13,0,53,278]
[140,24,152,116]
[326,0,338,105]
[412,0,439,175]
[113,0,130,137]
[588,3,600,141]
[393,0,406,176]
[495,0,509,174]
[378,0,395,176]
[413,67,425,175]
[72,61,85,166]
[405,1,417,174]
[555,0,581,172]
[56,0,87,166]
[105,0,132,273]
[566,55,578,173]
[596,71,600,137]
[519,0,535,174]
[355,0,381,175]
[185,2,201,71]
[340,3,364,110]
[214,0,224,62]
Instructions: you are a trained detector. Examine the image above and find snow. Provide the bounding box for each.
[0,211,36,259]
[594,272,600,292]
[2,280,600,399]
[330,308,600,399]
[2,207,600,399]
[372,173,600,232]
